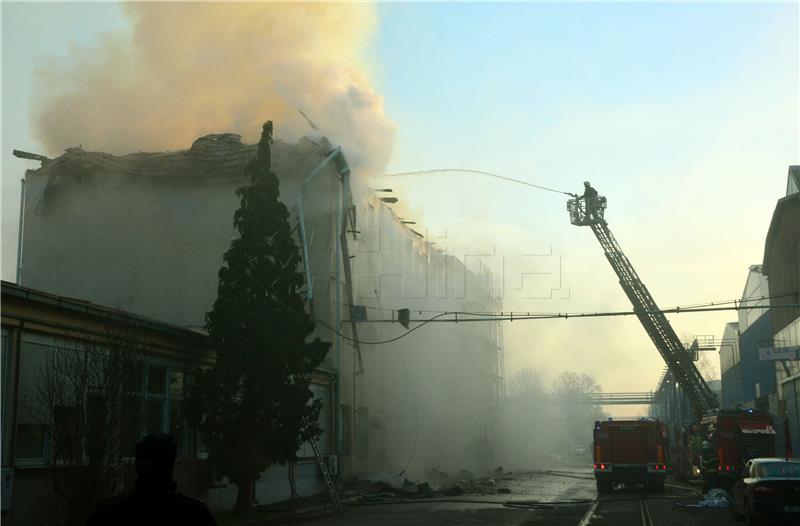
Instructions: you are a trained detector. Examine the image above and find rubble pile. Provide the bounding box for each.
[342,467,514,502]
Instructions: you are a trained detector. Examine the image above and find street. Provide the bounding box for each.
[302,469,738,526]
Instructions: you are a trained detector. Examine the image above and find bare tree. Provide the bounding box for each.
[552,371,605,461]
[35,324,149,526]
[507,368,545,398]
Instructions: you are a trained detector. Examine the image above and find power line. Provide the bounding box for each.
[334,292,796,318]
[315,298,800,346]
[379,168,573,196]
[351,303,799,324]
[315,313,451,345]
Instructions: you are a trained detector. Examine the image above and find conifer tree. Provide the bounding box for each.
[187,122,330,511]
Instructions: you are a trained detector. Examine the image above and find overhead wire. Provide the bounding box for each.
[379,168,574,196]
[334,291,796,317]
[314,312,451,345]
[315,293,800,346]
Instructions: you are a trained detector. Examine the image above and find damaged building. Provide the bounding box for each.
[5,132,505,516]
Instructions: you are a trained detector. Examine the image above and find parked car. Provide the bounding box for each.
[731,458,800,525]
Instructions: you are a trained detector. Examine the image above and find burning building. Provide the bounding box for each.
[9,131,504,511]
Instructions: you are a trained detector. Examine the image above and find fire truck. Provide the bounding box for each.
[569,195,782,490]
[693,409,776,489]
[593,419,669,493]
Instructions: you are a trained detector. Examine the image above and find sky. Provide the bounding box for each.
[2,1,799,410]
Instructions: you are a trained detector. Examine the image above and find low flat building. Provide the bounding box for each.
[0,281,335,525]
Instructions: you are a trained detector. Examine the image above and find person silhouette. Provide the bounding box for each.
[87,434,216,525]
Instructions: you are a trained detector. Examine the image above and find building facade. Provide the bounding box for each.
[14,132,504,512]
[1,281,215,524]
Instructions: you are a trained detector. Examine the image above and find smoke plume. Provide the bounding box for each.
[32,2,394,174]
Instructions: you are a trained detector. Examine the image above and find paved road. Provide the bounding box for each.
[300,469,740,526]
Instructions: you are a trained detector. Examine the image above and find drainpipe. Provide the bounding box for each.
[296,146,344,473]
[297,147,342,315]
[16,178,26,285]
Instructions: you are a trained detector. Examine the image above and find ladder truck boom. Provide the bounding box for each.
[567,193,719,417]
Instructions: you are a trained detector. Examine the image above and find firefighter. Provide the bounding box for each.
[700,436,719,488]
[576,181,599,223]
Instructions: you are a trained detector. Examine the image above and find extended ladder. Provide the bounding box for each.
[310,437,342,511]
[568,196,719,416]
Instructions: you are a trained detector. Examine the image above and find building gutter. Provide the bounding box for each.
[16,178,25,285]
[297,146,342,315]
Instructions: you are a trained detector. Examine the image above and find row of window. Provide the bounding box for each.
[2,333,337,468]
[15,363,193,464]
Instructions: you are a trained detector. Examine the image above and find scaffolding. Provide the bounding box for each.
[477,261,505,462]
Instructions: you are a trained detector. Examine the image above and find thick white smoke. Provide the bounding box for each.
[32,2,394,175]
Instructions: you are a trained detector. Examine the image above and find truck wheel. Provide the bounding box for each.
[596,480,612,494]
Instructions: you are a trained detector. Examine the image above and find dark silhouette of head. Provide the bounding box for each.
[135,434,177,480]
[584,181,591,187]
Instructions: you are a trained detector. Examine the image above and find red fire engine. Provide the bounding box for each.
[696,409,776,489]
[593,419,669,493]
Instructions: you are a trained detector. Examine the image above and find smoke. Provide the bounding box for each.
[31,2,394,175]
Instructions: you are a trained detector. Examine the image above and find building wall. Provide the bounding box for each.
[719,322,742,408]
[717,267,778,410]
[763,171,800,456]
[776,319,800,456]
[738,311,777,407]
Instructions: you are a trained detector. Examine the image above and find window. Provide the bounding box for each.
[759,462,800,479]
[16,340,53,463]
[125,365,192,458]
[16,424,48,460]
[52,405,80,464]
[138,365,190,458]
[148,366,166,395]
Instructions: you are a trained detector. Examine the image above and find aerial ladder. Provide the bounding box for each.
[567,194,719,417]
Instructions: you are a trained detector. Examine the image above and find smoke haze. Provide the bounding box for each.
[31,2,394,175]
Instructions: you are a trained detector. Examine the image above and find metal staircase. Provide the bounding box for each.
[568,197,719,416]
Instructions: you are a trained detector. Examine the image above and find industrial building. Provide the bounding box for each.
[717,266,777,412]
[7,131,505,517]
[763,166,800,455]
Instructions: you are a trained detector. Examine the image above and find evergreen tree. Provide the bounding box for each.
[187,122,330,511]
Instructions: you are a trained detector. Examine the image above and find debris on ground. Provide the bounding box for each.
[456,468,475,480]
[416,482,433,497]
[342,467,510,503]
[675,488,731,509]
[428,466,449,481]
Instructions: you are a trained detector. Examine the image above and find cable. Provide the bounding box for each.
[394,347,419,478]
[379,169,573,196]
[316,301,800,345]
[335,292,798,320]
[315,312,451,345]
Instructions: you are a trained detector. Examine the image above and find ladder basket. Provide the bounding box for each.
[567,195,607,225]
